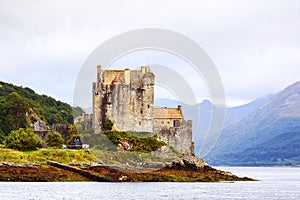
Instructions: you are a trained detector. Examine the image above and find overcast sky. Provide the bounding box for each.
[0,0,299,107]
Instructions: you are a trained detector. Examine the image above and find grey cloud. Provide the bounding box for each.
[0,0,299,106]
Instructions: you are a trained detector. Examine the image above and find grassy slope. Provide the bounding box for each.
[0,147,95,165]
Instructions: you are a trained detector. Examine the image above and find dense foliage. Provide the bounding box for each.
[68,124,79,136]
[72,106,84,118]
[103,119,114,131]
[4,128,43,151]
[0,81,74,136]
[0,128,5,144]
[105,130,166,153]
[46,131,65,148]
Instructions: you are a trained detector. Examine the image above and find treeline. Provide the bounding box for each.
[0,81,83,140]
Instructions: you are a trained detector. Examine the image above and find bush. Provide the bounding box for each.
[46,131,64,148]
[4,128,43,151]
[104,130,166,153]
[104,119,114,131]
[68,124,79,136]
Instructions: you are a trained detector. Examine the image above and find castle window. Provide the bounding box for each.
[148,104,150,108]
[140,110,143,114]
[139,122,141,126]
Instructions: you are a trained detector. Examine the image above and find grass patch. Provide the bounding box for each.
[0,147,95,165]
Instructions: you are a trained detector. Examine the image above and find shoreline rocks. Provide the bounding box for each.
[0,158,256,182]
[164,155,206,170]
[0,162,41,168]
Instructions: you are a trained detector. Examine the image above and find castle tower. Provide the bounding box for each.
[92,65,103,131]
[92,66,155,132]
[139,66,155,132]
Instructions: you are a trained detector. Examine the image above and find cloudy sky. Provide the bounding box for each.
[0,0,299,107]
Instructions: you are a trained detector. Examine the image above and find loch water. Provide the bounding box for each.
[0,167,299,200]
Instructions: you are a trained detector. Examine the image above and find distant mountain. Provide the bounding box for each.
[205,81,300,166]
[225,94,274,127]
[155,96,273,158]
[157,96,271,157]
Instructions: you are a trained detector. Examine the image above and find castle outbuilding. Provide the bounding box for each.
[92,65,194,155]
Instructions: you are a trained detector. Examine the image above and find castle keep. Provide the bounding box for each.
[92,66,194,155]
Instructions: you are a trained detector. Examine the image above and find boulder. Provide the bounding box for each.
[165,155,206,170]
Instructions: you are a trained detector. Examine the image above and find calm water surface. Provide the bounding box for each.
[0,167,299,200]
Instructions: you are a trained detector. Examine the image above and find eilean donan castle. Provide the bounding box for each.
[92,65,194,155]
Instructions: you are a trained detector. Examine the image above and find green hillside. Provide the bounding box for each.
[0,81,78,139]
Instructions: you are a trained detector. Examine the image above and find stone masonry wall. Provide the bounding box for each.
[93,66,154,132]
[157,120,193,156]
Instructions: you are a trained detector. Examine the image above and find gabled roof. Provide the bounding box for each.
[153,108,183,119]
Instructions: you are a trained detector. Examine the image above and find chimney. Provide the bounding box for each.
[178,105,182,112]
[97,65,101,82]
[124,68,130,85]
[145,66,150,73]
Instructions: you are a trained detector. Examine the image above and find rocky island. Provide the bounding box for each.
[0,66,255,182]
[0,148,253,182]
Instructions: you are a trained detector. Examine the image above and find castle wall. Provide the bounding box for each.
[153,107,183,131]
[52,123,70,141]
[157,120,193,155]
[154,118,175,130]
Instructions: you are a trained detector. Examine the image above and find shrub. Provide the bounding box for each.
[104,130,166,153]
[104,119,114,131]
[68,124,79,136]
[4,128,43,151]
[46,131,64,148]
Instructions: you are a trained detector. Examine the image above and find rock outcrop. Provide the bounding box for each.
[165,155,206,170]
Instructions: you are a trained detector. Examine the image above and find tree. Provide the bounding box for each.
[6,92,28,130]
[4,128,43,151]
[68,124,79,136]
[0,82,76,134]
[0,128,5,144]
[46,131,64,148]
[72,106,84,118]
[0,92,28,135]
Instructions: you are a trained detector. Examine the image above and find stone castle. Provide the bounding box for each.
[91,65,194,155]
